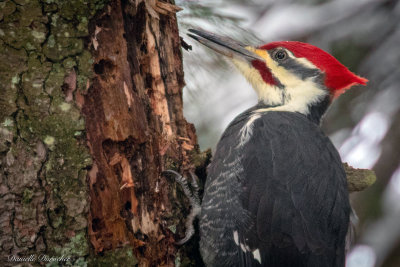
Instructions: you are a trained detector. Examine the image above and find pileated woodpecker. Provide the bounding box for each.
[187,29,367,267]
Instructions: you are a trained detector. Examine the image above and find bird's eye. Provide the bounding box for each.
[274,50,287,61]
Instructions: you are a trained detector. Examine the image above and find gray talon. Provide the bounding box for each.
[163,170,201,245]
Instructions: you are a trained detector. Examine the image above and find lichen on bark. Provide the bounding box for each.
[2,0,202,265]
[0,0,107,266]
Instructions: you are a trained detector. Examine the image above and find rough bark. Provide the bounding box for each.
[0,0,101,266]
[83,0,199,266]
[0,0,201,266]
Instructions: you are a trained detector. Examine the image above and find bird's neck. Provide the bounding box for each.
[256,93,331,125]
[305,95,331,124]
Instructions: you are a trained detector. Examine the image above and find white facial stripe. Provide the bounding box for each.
[278,47,317,69]
[256,80,327,114]
[283,48,296,59]
[241,47,327,115]
[295,57,318,69]
[231,59,283,106]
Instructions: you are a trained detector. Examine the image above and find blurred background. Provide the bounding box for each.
[176,0,400,266]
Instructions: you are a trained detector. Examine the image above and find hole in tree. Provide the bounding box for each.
[54,207,61,214]
[92,218,104,232]
[94,62,104,75]
[94,59,114,75]
[145,73,152,89]
[124,201,131,211]
[140,43,147,53]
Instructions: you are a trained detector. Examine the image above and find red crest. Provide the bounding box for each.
[261,41,368,98]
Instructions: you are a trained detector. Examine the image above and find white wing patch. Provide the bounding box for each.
[233,231,239,245]
[233,231,262,264]
[253,249,262,264]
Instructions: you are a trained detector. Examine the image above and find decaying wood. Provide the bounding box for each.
[81,0,197,265]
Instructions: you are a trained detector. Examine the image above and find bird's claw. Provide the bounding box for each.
[162,170,201,245]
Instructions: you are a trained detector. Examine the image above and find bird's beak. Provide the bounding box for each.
[187,29,263,61]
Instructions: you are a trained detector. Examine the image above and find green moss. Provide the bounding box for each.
[0,43,27,121]
[0,1,17,19]
[168,224,177,234]
[14,0,32,5]
[31,30,46,43]
[1,0,48,50]
[44,135,55,147]
[0,126,14,152]
[70,257,88,267]
[0,0,108,265]
[76,16,89,35]
[22,188,34,204]
[54,230,88,257]
[77,50,94,91]
[89,246,138,267]
[45,63,66,95]
[19,53,52,116]
[43,2,58,13]
[62,57,77,70]
[165,156,179,171]
[175,256,181,267]
[190,148,211,169]
[47,35,56,48]
[59,102,72,112]
[48,207,64,228]
[2,118,14,128]
[11,75,20,85]
[43,36,83,61]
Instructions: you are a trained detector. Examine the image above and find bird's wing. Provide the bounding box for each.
[236,112,350,267]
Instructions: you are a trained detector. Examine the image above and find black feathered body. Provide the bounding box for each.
[199,104,350,267]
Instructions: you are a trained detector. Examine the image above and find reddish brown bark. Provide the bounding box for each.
[81,0,197,265]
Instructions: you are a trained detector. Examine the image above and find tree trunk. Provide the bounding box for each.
[0,0,203,266]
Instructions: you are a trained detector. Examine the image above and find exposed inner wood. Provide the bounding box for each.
[81,0,196,264]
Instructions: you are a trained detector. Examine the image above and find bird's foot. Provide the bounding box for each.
[162,170,201,245]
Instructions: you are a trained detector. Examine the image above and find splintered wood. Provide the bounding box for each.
[81,0,197,264]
